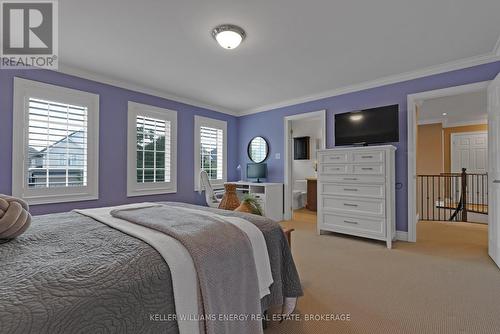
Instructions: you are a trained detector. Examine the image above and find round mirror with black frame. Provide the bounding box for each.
[247,136,269,163]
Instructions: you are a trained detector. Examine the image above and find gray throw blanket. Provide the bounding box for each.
[111,205,263,334]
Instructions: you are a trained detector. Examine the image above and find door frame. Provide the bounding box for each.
[283,110,327,220]
[450,131,488,173]
[407,81,490,242]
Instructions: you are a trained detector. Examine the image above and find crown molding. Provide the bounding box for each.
[239,52,500,116]
[417,118,443,126]
[56,63,238,116]
[443,119,488,128]
[57,36,500,118]
[417,118,488,128]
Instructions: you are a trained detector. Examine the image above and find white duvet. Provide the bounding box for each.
[75,203,273,334]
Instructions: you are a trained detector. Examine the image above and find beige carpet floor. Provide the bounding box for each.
[266,209,500,334]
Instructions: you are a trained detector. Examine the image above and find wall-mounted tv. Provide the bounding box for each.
[334,104,399,146]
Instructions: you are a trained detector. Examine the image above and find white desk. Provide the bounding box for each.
[225,181,284,221]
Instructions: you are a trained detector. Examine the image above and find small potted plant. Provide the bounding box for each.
[235,194,263,216]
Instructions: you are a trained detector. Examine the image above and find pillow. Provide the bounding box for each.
[0,194,31,241]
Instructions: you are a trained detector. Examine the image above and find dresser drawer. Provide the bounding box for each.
[352,151,384,163]
[319,174,385,184]
[321,182,385,198]
[319,151,349,163]
[320,164,351,174]
[322,196,385,217]
[321,212,384,235]
[352,163,384,175]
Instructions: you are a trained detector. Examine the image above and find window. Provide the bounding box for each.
[194,116,227,190]
[12,78,99,205]
[127,102,177,196]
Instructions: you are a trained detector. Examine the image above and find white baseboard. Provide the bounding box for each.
[396,230,408,241]
[468,212,488,224]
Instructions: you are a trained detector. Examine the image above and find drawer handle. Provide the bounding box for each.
[344,188,358,192]
[343,203,358,207]
[344,177,358,181]
[361,167,373,170]
[344,220,358,225]
[330,168,340,171]
[330,156,340,160]
[361,155,373,159]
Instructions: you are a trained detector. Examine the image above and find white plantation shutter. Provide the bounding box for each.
[194,116,227,191]
[127,102,177,197]
[27,98,88,188]
[135,115,171,183]
[200,126,224,180]
[12,78,99,205]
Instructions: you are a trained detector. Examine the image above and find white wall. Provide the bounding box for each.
[419,90,487,126]
[291,117,323,189]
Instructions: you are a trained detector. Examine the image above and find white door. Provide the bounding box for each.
[451,132,488,173]
[451,132,488,211]
[488,73,500,269]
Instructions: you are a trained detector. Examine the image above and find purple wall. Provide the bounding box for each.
[0,69,239,215]
[2,62,499,220]
[237,61,500,232]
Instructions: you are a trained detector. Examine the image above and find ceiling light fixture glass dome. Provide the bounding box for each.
[212,24,246,50]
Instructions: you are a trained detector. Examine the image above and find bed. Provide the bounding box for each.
[0,202,302,334]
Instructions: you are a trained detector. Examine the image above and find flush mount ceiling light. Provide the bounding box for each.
[212,24,246,50]
[442,112,448,116]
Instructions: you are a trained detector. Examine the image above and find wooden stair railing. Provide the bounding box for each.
[417,168,487,222]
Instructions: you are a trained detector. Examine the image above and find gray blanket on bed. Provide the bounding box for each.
[0,202,302,334]
[111,205,262,334]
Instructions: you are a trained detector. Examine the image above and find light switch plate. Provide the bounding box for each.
[275,153,281,159]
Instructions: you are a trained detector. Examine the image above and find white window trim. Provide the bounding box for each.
[194,115,227,191]
[127,101,177,197]
[12,77,99,205]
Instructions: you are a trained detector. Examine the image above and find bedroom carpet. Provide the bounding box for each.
[267,209,499,334]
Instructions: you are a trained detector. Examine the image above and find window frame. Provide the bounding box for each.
[127,101,177,197]
[12,77,100,205]
[194,115,227,191]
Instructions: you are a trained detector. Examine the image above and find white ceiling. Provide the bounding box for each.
[420,90,488,125]
[59,0,500,115]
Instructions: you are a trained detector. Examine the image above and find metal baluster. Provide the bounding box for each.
[421,177,424,220]
[438,176,442,221]
[426,176,429,221]
[431,176,434,221]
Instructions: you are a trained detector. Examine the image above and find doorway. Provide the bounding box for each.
[451,131,488,174]
[408,76,500,269]
[283,110,326,221]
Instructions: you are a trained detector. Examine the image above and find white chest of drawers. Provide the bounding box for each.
[317,145,396,248]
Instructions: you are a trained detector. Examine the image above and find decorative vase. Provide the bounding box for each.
[218,184,240,210]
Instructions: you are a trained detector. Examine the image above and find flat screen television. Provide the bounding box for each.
[247,163,267,182]
[334,104,399,146]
